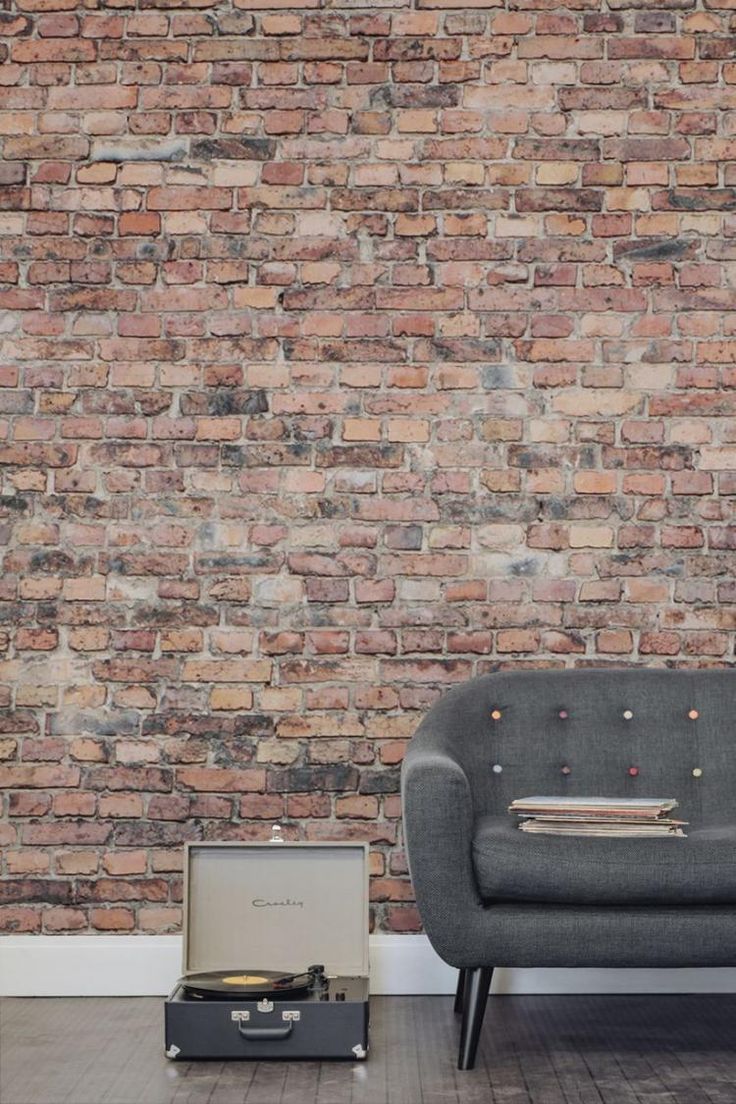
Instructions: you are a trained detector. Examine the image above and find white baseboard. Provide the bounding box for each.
[3,934,736,997]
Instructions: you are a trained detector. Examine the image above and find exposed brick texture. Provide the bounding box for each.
[1,0,736,936]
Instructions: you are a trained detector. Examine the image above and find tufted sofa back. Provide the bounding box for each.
[428,668,736,827]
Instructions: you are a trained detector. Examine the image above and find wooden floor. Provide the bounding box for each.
[3,994,736,1104]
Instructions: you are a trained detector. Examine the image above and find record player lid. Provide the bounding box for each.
[183,840,369,978]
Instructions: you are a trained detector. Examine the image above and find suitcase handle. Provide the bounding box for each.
[237,1022,294,1042]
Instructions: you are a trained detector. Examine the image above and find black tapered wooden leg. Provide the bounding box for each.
[457,966,493,1070]
[453,968,467,1014]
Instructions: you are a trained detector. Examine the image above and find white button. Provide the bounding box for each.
[492,764,503,774]
[692,767,703,778]
[623,710,633,720]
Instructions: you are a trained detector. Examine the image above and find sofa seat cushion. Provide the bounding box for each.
[472,815,736,906]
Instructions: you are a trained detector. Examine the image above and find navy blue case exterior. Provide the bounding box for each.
[165,978,369,1061]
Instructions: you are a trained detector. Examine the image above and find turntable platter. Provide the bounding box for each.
[181,969,313,1000]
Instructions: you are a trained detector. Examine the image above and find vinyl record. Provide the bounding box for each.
[182,969,313,1000]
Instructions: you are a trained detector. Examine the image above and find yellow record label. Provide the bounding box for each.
[222,974,270,986]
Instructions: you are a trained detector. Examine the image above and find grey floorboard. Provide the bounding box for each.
[242,1062,287,1104]
[350,994,386,1104]
[279,1062,320,1104]
[416,997,460,1104]
[383,997,420,1104]
[4,996,736,1104]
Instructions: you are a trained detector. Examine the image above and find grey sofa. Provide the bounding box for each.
[401,668,736,1069]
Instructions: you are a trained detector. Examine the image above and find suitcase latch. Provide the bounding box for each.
[257,999,274,1013]
[231,1011,250,1022]
[282,1010,300,1021]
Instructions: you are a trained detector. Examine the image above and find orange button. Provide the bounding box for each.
[688,709,699,720]
[491,709,502,721]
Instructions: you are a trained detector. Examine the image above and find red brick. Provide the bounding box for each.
[119,212,160,237]
[336,795,379,818]
[640,632,681,656]
[0,765,80,789]
[52,793,96,817]
[90,908,135,931]
[6,851,50,875]
[99,794,144,819]
[596,630,634,654]
[239,794,285,819]
[0,907,41,933]
[43,907,87,932]
[386,906,422,932]
[178,769,266,793]
[139,907,181,932]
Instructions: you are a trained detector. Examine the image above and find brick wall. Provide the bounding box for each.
[1,0,736,936]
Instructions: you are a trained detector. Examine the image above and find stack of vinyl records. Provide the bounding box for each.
[509,796,687,837]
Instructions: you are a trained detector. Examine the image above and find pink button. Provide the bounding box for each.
[558,709,568,720]
[561,765,571,776]
[628,766,639,777]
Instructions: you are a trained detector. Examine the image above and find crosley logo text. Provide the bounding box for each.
[252,897,304,908]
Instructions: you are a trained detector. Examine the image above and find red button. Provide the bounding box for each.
[628,766,639,777]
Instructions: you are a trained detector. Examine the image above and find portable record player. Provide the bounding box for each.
[164,832,369,1061]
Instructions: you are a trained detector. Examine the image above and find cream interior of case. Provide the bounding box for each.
[184,842,369,978]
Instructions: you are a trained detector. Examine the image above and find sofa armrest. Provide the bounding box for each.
[401,724,487,968]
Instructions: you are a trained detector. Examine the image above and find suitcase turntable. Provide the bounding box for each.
[165,837,370,1061]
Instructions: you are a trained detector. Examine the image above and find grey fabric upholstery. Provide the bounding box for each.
[401,669,736,969]
[473,816,736,906]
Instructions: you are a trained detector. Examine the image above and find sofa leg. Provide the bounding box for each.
[453,968,467,1014]
[457,967,493,1071]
